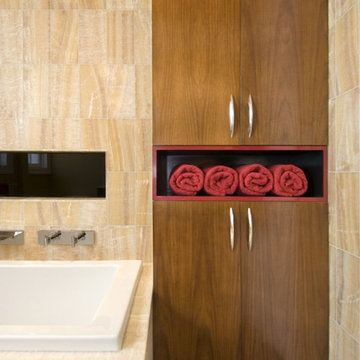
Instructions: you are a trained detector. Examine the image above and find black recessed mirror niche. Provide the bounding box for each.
[0,152,105,198]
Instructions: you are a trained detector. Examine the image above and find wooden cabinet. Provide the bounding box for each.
[153,0,328,145]
[153,202,242,359]
[153,201,328,360]
[153,0,241,145]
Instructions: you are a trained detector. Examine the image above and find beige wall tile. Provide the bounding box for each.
[50,10,79,64]
[80,65,108,118]
[136,211,152,226]
[335,0,359,20]
[330,245,337,319]
[0,201,24,226]
[107,172,136,225]
[329,54,336,99]
[107,119,135,171]
[0,10,22,63]
[134,10,151,65]
[24,202,53,226]
[50,65,79,118]
[51,244,81,260]
[0,245,24,260]
[336,250,360,341]
[79,10,107,64]
[0,64,22,119]
[328,99,336,171]
[23,10,50,63]
[0,118,24,149]
[135,0,150,11]
[135,172,151,214]
[53,118,81,149]
[23,227,53,260]
[330,321,360,360]
[335,3,359,50]
[328,173,337,246]
[22,118,53,149]
[108,65,136,118]
[106,0,133,9]
[335,88,360,171]
[107,10,134,64]
[135,119,151,171]
[136,225,152,262]
[135,65,151,119]
[79,0,105,8]
[23,65,50,118]
[329,1,336,28]
[80,118,108,149]
[336,173,360,256]
[0,0,20,8]
[51,0,79,8]
[23,0,50,8]
[52,201,107,227]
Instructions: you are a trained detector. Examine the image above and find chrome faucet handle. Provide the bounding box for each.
[44,231,62,247]
[72,231,86,248]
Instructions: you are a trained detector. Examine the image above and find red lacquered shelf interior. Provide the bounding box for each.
[153,145,327,202]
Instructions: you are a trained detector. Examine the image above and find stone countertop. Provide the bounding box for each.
[0,263,153,360]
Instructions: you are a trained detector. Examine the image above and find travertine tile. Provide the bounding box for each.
[331,321,360,360]
[0,0,20,8]
[335,88,360,171]
[329,55,336,99]
[53,118,81,149]
[79,10,106,64]
[50,10,79,64]
[336,249,360,341]
[135,65,151,119]
[0,119,24,149]
[134,10,151,64]
[22,118,53,149]
[50,65,79,118]
[51,0,79,8]
[335,0,359,20]
[107,119,135,171]
[136,225,152,262]
[79,0,105,8]
[135,119,151,171]
[23,0,50,8]
[328,99,336,171]
[23,65,50,118]
[0,201,24,226]
[23,10,50,63]
[107,10,134,64]
[135,172,151,214]
[336,173,360,255]
[108,65,136,118]
[80,65,108,118]
[330,245,337,319]
[107,172,136,225]
[0,245,24,260]
[0,64,22,119]
[106,0,133,9]
[335,3,359,49]
[329,1,336,29]
[24,202,53,226]
[0,10,22,63]
[136,212,152,226]
[80,118,108,149]
[23,226,53,260]
[328,173,337,246]
[52,201,107,227]
[51,244,81,260]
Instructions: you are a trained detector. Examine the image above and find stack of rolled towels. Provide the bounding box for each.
[169,164,308,197]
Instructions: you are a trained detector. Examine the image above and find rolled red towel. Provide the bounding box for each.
[202,165,238,196]
[236,164,273,196]
[169,164,204,196]
[269,164,308,197]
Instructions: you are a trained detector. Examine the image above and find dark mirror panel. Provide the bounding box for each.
[0,152,105,198]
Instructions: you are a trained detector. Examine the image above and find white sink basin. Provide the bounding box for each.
[0,260,142,351]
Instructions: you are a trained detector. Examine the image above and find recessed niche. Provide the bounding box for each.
[0,152,105,198]
[153,146,327,201]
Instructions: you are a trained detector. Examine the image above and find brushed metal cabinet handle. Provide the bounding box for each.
[247,207,253,251]
[230,207,235,251]
[229,95,235,138]
[248,94,253,138]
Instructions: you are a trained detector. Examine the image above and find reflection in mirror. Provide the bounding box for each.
[0,152,105,198]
